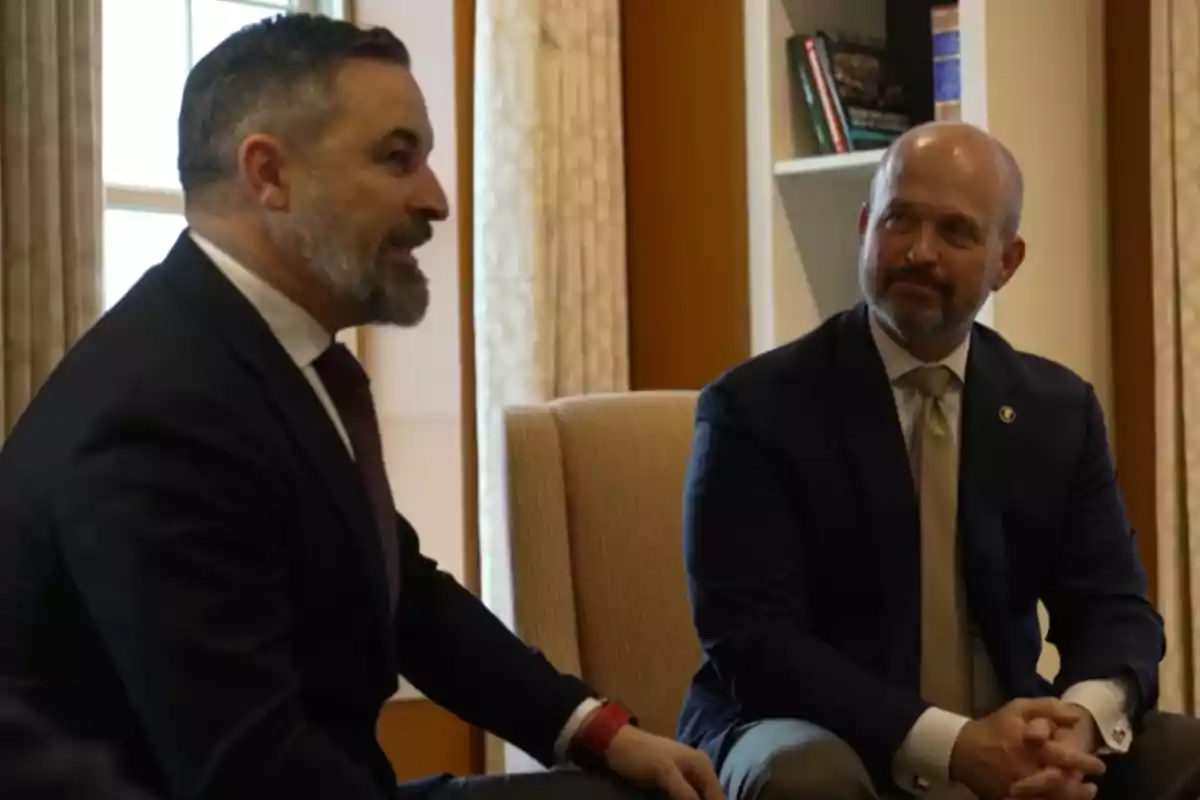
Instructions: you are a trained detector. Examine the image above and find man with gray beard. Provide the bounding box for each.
[0,14,721,800]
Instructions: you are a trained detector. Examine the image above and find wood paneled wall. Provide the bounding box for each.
[455,0,478,601]
[1104,0,1157,600]
[453,0,485,776]
[621,0,751,390]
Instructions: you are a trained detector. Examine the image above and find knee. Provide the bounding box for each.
[751,736,875,800]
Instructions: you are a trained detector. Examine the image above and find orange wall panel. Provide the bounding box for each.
[622,0,751,390]
[1104,0,1156,600]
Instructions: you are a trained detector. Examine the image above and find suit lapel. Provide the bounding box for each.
[958,327,1022,696]
[832,304,923,688]
[159,232,395,650]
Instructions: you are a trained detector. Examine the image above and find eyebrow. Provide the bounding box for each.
[890,199,982,227]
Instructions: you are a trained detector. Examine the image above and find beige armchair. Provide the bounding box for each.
[499,390,702,743]
[492,389,1062,775]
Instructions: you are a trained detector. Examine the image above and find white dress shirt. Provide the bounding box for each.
[190,231,599,760]
[864,314,1133,794]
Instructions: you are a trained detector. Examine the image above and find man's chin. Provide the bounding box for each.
[361,289,429,328]
[878,298,931,331]
[882,306,948,341]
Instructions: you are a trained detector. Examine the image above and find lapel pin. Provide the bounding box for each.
[999,405,1016,424]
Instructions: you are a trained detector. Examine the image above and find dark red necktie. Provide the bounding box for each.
[312,343,400,614]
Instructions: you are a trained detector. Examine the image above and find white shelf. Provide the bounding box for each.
[773,149,886,179]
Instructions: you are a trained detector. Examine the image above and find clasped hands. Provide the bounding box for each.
[949,698,1108,800]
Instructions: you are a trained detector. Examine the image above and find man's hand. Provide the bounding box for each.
[1005,705,1101,800]
[948,699,1106,800]
[601,725,724,800]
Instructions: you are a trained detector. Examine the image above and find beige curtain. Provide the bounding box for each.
[1151,0,1200,716]
[0,0,103,436]
[472,0,629,773]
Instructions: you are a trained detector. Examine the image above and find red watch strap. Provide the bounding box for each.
[576,701,632,756]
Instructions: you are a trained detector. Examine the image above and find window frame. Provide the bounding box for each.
[103,0,347,215]
[101,0,349,307]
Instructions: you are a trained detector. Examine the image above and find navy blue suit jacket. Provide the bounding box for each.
[676,303,1165,786]
[0,233,591,799]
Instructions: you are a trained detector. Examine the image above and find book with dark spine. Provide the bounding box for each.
[817,30,911,151]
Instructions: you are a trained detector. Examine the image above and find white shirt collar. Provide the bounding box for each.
[189,231,331,368]
[868,308,970,387]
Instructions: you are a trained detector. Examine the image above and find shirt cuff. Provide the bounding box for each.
[1062,679,1133,755]
[893,707,971,794]
[554,697,604,763]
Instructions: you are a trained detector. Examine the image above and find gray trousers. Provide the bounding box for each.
[396,769,662,800]
[718,719,889,800]
[717,712,1200,800]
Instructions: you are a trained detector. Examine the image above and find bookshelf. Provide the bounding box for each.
[743,0,1111,400]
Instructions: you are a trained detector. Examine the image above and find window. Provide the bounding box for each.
[101,0,346,308]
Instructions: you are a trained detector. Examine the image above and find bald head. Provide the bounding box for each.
[870,121,1024,238]
[857,120,1027,361]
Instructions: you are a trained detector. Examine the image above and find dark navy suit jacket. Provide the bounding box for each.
[0,233,591,799]
[676,303,1165,787]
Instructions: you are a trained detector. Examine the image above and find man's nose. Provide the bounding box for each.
[908,223,939,263]
[413,163,450,222]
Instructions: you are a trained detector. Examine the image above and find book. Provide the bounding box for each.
[932,5,961,121]
[816,31,910,150]
[785,35,834,154]
[784,30,914,155]
[800,33,850,153]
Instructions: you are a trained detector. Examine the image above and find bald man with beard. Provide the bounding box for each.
[676,121,1200,800]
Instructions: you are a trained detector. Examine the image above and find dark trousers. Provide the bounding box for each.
[1095,711,1200,800]
[397,769,662,800]
[717,711,1200,800]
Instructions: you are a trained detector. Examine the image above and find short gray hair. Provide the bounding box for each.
[177,13,410,204]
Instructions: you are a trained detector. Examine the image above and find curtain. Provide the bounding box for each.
[472,0,629,772]
[1150,0,1200,715]
[0,0,103,436]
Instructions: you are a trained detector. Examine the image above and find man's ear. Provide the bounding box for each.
[238,133,290,211]
[992,234,1027,291]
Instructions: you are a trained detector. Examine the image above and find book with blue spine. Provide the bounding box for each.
[932,5,961,121]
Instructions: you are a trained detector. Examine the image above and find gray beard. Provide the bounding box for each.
[272,212,430,327]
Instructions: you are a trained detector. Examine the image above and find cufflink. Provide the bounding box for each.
[1113,725,1128,745]
[912,776,930,792]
